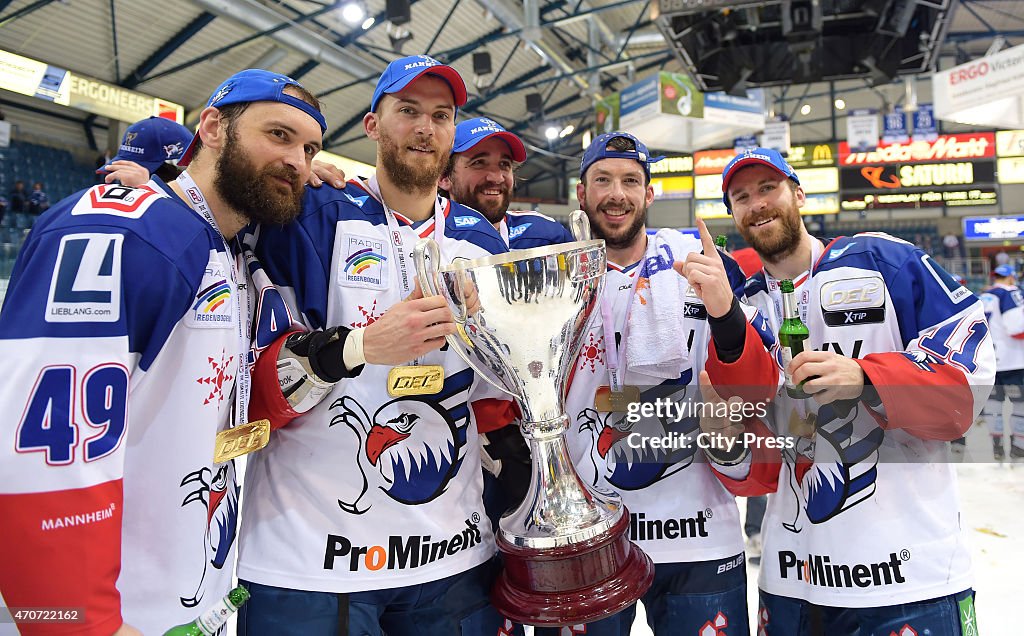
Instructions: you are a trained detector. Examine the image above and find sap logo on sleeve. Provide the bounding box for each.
[820,276,885,326]
[453,215,481,228]
[46,233,123,323]
[185,259,235,329]
[508,223,531,240]
[339,234,389,290]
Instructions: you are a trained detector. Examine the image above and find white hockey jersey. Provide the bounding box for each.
[237,177,513,593]
[727,233,994,608]
[0,180,245,634]
[979,282,1024,372]
[563,230,778,564]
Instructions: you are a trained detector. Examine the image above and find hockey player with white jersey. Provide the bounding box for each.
[534,132,780,636]
[980,264,1024,461]
[706,147,994,635]
[235,56,518,635]
[0,69,326,635]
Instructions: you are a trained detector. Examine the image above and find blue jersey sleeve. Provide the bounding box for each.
[0,217,212,371]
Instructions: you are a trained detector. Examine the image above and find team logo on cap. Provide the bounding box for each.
[404,55,441,70]
[124,132,138,144]
[164,142,184,159]
[210,84,233,105]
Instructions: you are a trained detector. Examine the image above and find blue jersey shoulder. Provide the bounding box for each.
[814,233,920,274]
[506,211,574,248]
[32,181,217,265]
[1,181,220,369]
[445,201,508,254]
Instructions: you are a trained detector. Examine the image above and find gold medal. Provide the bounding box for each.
[388,364,445,397]
[214,419,271,463]
[594,385,641,412]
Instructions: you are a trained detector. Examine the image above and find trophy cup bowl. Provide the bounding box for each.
[413,238,654,626]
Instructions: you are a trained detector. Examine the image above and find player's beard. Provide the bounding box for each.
[738,194,804,263]
[448,177,510,224]
[582,191,648,252]
[214,125,304,226]
[379,129,448,194]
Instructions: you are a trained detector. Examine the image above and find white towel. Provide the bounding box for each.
[624,229,701,379]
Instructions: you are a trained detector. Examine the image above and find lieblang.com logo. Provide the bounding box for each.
[324,517,482,571]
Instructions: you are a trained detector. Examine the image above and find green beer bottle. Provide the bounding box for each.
[779,279,810,399]
[163,585,250,635]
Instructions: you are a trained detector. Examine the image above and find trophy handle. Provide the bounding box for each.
[569,209,591,241]
[412,238,515,397]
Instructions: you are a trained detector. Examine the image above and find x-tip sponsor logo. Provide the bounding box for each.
[324,515,482,571]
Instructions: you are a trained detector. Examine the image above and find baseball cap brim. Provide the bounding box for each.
[176,135,200,168]
[375,66,468,111]
[455,131,527,162]
[97,155,167,175]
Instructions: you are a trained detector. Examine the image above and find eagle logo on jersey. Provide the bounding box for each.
[328,369,473,513]
[781,401,883,533]
[576,378,698,491]
[178,462,239,607]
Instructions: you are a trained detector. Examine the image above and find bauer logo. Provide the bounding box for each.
[323,517,482,571]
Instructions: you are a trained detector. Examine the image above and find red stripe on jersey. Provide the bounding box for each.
[0,480,124,635]
[856,352,976,440]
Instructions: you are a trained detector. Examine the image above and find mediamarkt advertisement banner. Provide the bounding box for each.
[838,133,995,165]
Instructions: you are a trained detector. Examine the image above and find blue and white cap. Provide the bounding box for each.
[721,147,800,210]
[994,264,1016,278]
[371,55,467,112]
[453,117,526,162]
[98,116,193,174]
[178,69,326,166]
[580,131,663,181]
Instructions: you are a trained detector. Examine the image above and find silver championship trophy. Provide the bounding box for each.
[413,225,653,627]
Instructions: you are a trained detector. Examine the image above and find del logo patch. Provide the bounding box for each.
[186,259,235,329]
[339,234,389,289]
[72,184,166,218]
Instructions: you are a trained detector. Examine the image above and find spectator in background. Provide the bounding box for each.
[8,181,25,213]
[27,182,48,215]
[96,116,193,186]
[943,232,962,259]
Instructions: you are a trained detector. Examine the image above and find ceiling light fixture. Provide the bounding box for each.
[340,1,365,24]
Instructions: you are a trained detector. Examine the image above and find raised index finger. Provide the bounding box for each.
[696,218,721,261]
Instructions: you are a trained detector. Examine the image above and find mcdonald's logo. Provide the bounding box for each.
[813,144,833,162]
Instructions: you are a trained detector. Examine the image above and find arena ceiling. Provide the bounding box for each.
[0,0,1022,198]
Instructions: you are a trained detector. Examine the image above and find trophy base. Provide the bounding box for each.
[491,510,654,627]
